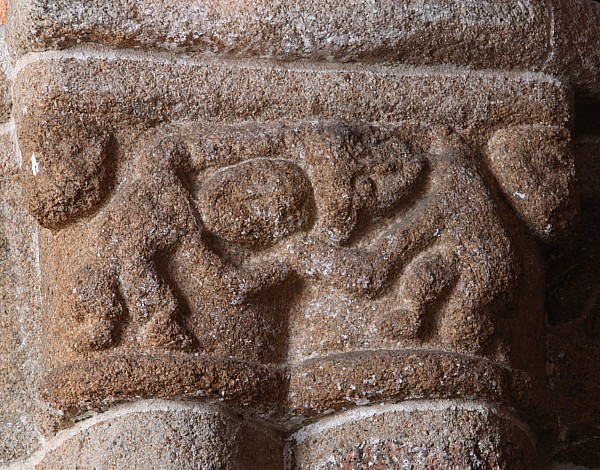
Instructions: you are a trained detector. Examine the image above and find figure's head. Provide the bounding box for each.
[197,158,314,247]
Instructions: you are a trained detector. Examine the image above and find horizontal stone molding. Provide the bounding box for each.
[6,0,600,96]
[13,53,572,140]
[4,0,552,67]
[41,349,552,432]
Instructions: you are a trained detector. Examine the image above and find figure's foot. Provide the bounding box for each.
[375,248,459,342]
[71,317,116,352]
[139,313,194,351]
[67,266,122,352]
[376,307,422,339]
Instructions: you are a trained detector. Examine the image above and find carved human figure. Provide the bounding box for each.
[55,122,426,357]
[287,127,517,354]
[26,121,574,362]
[285,124,574,355]
[62,137,296,354]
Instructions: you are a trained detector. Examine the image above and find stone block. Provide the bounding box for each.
[7,0,550,70]
[33,401,284,470]
[9,59,576,459]
[0,133,17,178]
[0,26,11,123]
[7,0,600,97]
[9,68,575,438]
[2,0,600,467]
[291,401,538,469]
[0,169,42,463]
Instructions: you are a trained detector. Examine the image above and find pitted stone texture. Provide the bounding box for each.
[11,61,574,437]
[291,402,538,469]
[199,159,314,247]
[0,133,16,177]
[0,27,11,123]
[0,1,6,26]
[40,350,552,434]
[2,0,598,466]
[13,58,572,234]
[13,58,572,150]
[35,123,556,367]
[6,0,550,70]
[549,0,600,98]
[39,122,547,362]
[20,123,113,229]
[487,126,577,242]
[0,142,42,463]
[34,402,284,470]
[8,0,600,96]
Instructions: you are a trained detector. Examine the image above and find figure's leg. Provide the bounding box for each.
[67,263,123,351]
[437,239,517,355]
[438,284,496,354]
[376,249,458,340]
[119,255,192,350]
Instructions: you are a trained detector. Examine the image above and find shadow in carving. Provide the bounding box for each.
[28,121,576,370]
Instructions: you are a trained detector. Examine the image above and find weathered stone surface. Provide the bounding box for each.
[0,132,16,178]
[30,401,284,470]
[198,159,313,247]
[19,123,113,229]
[40,349,551,432]
[0,33,10,125]
[13,58,572,138]
[291,401,538,469]
[487,126,577,242]
[0,23,40,463]
[7,51,578,465]
[0,158,42,463]
[8,0,600,97]
[23,118,565,427]
[3,0,600,467]
[0,1,6,26]
[7,0,551,69]
[549,0,600,99]
[12,58,572,235]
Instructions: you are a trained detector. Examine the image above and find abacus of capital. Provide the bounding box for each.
[1,1,600,468]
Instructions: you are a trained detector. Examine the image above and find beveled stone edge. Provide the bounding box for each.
[6,0,600,96]
[5,399,283,470]
[6,0,551,68]
[289,399,541,466]
[40,349,553,431]
[7,398,543,470]
[12,51,573,143]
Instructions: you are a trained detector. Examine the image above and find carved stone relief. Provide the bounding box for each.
[18,116,572,430]
[2,0,600,467]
